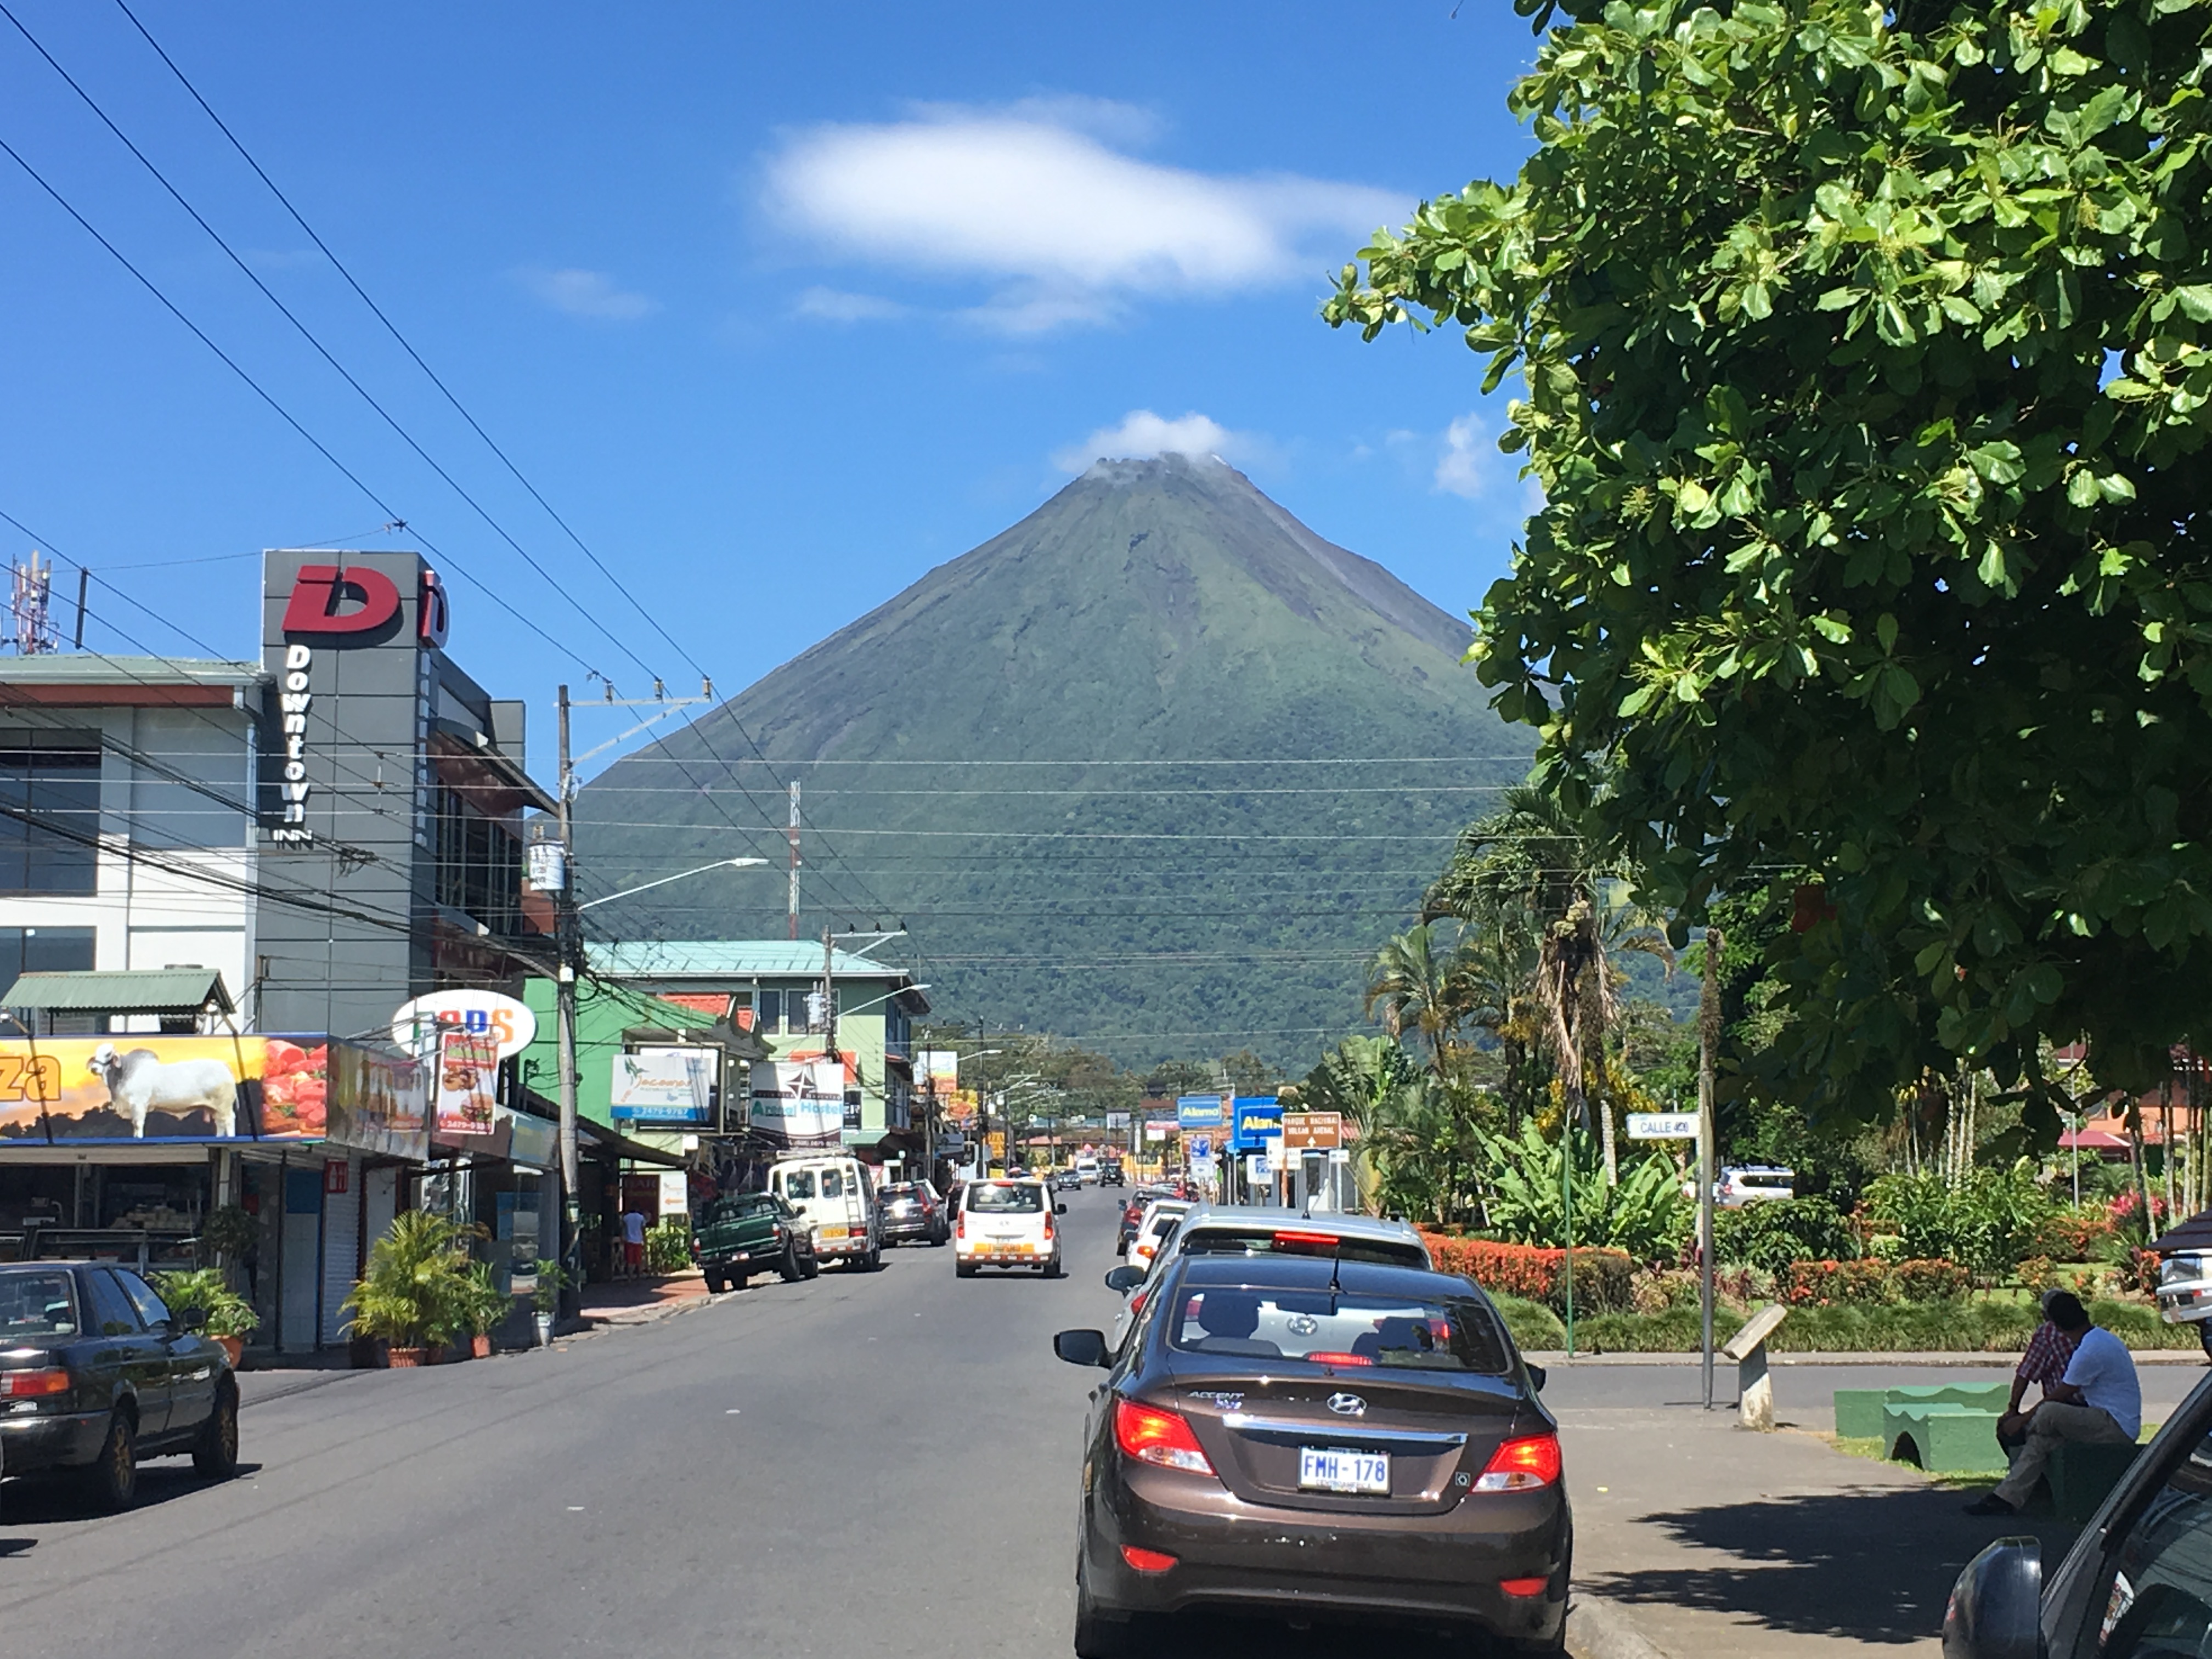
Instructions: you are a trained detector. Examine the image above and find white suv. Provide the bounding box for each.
[954,1177,1064,1278]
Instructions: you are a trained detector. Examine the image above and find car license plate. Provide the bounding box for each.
[820,1226,849,1240]
[1299,1448,1389,1494]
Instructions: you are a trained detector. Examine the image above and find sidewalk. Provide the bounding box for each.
[570,1268,715,1331]
[1559,1402,2078,1659]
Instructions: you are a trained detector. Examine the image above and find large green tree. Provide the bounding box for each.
[1327,0,2212,1135]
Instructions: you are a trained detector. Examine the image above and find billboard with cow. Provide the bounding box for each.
[0,1035,426,1146]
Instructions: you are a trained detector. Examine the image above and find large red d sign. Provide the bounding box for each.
[283,565,402,635]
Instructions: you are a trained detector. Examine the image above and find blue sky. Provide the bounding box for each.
[0,1,1546,781]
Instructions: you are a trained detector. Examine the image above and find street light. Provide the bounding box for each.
[577,856,770,912]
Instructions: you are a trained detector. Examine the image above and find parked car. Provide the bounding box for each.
[1946,1363,2212,1659]
[1117,1193,1157,1252]
[0,1261,240,1510]
[1718,1166,1795,1206]
[1052,1250,1567,1657]
[1126,1198,1193,1270]
[769,1154,882,1271]
[691,1191,819,1291]
[878,1182,951,1247]
[955,1176,1067,1278]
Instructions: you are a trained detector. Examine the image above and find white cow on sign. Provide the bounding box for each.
[88,1043,237,1138]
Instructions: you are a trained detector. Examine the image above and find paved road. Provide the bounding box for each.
[0,1190,1437,1658]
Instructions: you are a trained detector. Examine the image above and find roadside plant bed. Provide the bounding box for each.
[1558,1297,2197,1355]
[1421,1233,1636,1314]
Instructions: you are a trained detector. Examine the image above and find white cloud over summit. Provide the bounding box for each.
[1050,409,1259,472]
[763,99,1404,334]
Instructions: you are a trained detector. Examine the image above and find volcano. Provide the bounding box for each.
[574,454,1530,1068]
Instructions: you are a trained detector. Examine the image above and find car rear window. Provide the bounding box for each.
[1181,1227,1427,1268]
[968,1182,1043,1214]
[1167,1286,1510,1374]
[0,1271,80,1338]
[707,1194,778,1222]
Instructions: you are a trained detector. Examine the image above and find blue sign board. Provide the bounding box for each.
[1229,1096,1282,1153]
[1176,1094,1225,1130]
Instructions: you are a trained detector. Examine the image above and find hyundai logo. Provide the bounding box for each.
[1326,1392,1367,1417]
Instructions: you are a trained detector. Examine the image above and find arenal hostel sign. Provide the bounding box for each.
[269,561,450,845]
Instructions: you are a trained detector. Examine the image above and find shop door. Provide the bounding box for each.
[280,1169,321,1351]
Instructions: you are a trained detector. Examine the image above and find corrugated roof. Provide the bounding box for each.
[1,967,235,1013]
[589,941,916,981]
[0,654,262,687]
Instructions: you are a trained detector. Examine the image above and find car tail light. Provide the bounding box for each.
[1114,1398,1215,1475]
[0,1367,71,1398]
[1127,1290,1148,1318]
[1043,1213,1055,1241]
[1476,1433,1562,1491]
[957,1214,966,1240]
[1303,1351,1374,1367]
[1121,1545,1177,1573]
[1272,1229,1340,1250]
[1499,1575,1550,1598]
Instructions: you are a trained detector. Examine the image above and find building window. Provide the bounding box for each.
[0,926,96,979]
[0,729,100,895]
[756,989,781,1032]
[431,785,525,934]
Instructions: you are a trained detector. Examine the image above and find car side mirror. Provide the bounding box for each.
[1054,1329,1110,1369]
[1055,1203,1068,1215]
[1526,1362,1546,1391]
[174,1306,207,1333]
[1104,1265,1146,1293]
[1943,1538,2042,1659]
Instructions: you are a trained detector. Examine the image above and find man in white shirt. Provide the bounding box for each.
[1966,1292,2140,1515]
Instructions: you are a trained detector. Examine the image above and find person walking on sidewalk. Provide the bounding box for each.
[1965,1292,2140,1516]
[620,1205,648,1279]
[1996,1288,2085,1454]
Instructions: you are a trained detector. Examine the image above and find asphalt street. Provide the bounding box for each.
[0,1191,1457,1659]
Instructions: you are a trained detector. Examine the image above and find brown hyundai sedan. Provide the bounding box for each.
[1053,1250,1569,1656]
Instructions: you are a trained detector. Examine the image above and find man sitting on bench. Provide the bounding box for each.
[1966,1290,2140,1516]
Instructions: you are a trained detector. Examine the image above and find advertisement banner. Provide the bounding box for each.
[0,1035,334,1143]
[919,1049,961,1095]
[611,1046,716,1125]
[1229,1096,1282,1154]
[325,1044,428,1160]
[1176,1094,1225,1130]
[435,1029,499,1136]
[1144,1119,1176,1143]
[391,989,537,1059]
[747,1058,844,1149]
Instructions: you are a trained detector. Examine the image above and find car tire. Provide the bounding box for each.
[2199,1319,2212,1361]
[956,1261,978,1279]
[860,1244,883,1273]
[778,1246,804,1284]
[192,1379,240,1479]
[728,1271,747,1292]
[704,1271,726,1294]
[1044,1255,1064,1279]
[800,1249,821,1280]
[83,1410,138,1511]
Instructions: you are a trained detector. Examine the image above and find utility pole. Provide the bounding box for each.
[787,782,802,940]
[556,685,583,1317]
[1699,926,1722,1411]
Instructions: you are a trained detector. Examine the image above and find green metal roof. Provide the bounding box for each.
[0,968,235,1014]
[0,654,262,686]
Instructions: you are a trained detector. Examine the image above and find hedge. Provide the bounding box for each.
[1784,1257,1971,1306]
[1421,1233,1636,1314]
[1562,1297,2197,1355]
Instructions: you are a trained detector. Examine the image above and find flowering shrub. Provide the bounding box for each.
[1784,1259,1899,1306]
[1421,1234,1635,1314]
[2035,1209,2119,1262]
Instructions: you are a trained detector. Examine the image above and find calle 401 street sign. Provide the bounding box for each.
[1626,1112,1699,1141]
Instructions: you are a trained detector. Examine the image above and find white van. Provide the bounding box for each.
[1073,1155,1101,1186]
[954,1177,1064,1278]
[770,1154,881,1271]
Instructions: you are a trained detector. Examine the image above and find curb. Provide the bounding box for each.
[1568,1593,1671,1659]
[1527,1350,2210,1367]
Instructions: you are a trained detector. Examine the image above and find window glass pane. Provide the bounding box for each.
[820,1170,844,1198]
[757,990,782,1033]
[2101,1430,2212,1657]
[84,1270,141,1336]
[780,1169,814,1200]
[113,1268,173,1328]
[0,730,99,895]
[969,1182,1044,1214]
[1167,1289,1510,1373]
[0,1270,79,1337]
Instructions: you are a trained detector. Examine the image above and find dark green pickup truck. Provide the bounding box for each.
[691,1192,820,1293]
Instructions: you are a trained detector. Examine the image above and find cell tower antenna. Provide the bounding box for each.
[11,552,57,654]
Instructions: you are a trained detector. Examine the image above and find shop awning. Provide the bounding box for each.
[1,967,234,1015]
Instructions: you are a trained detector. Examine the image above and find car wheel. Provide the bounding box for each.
[1045,1255,1064,1279]
[704,1271,725,1294]
[778,1246,804,1284]
[192,1379,240,1478]
[861,1245,883,1273]
[83,1410,139,1511]
[2199,1319,2212,1361]
[956,1261,978,1279]
[800,1249,820,1280]
[728,1271,748,1292]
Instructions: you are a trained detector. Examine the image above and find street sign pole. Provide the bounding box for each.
[1699,927,1723,1412]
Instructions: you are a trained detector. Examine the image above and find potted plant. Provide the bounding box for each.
[151,1267,261,1365]
[531,1257,570,1348]
[340,1211,476,1366]
[455,1262,509,1359]
[199,1203,259,1268]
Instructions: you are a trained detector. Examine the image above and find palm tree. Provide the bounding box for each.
[1363,923,1470,1079]
[1451,900,1543,1133]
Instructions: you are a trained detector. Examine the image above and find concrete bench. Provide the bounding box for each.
[2049,1440,2142,1523]
[1882,1403,2007,1475]
[1835,1383,2011,1440]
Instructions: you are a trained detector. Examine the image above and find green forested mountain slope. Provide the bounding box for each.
[574,454,1532,1070]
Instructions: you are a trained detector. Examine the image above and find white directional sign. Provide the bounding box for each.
[1626,1112,1700,1141]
